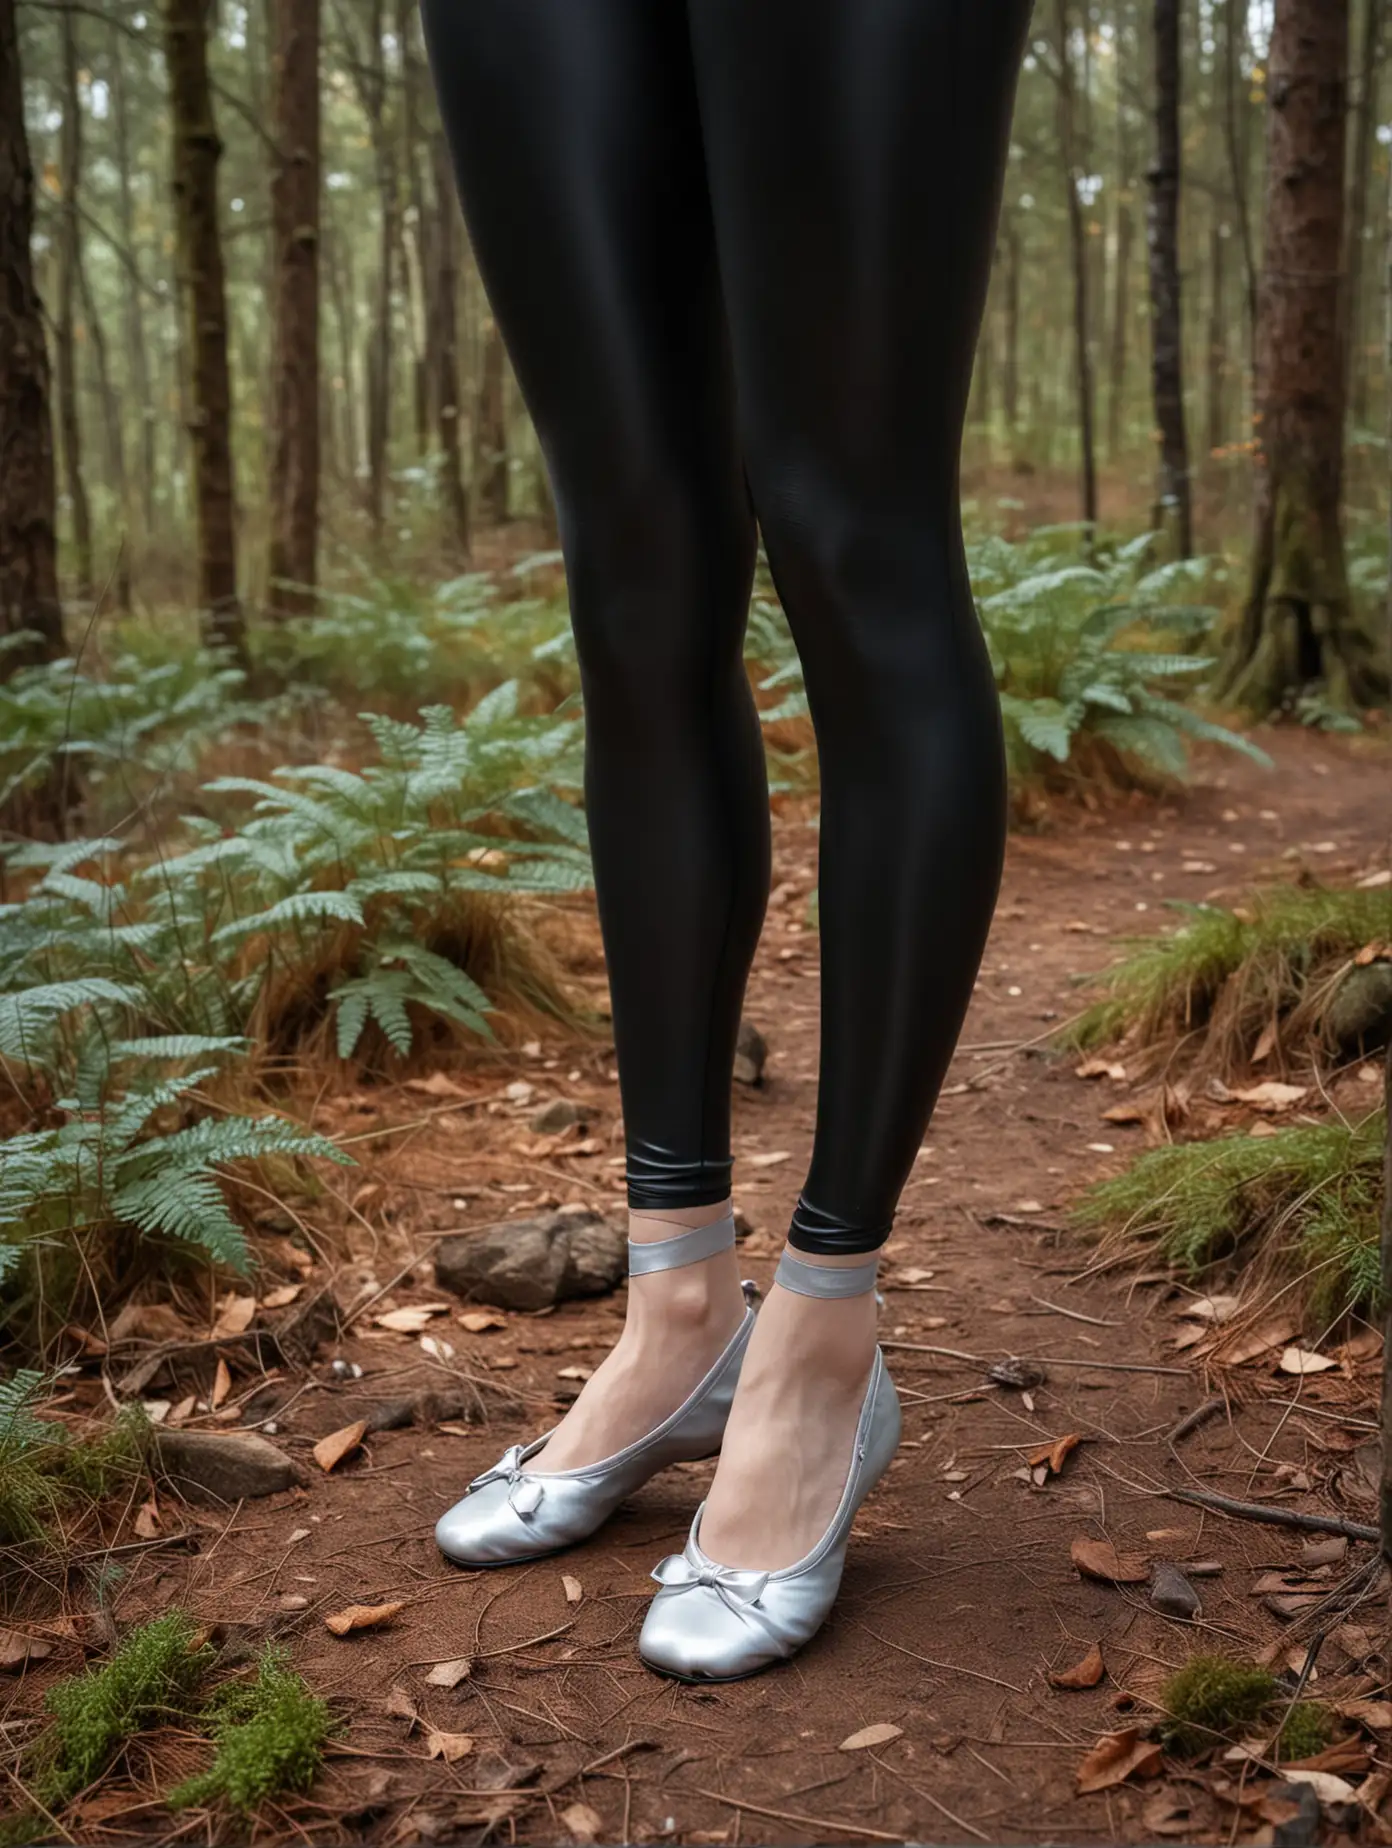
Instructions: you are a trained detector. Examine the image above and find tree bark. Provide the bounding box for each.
[1221,0,1259,375]
[1204,218,1227,468]
[1344,0,1384,432]
[56,0,93,600]
[266,0,321,618]
[1380,1036,1391,1561]
[0,0,63,671]
[77,249,132,611]
[1054,0,1098,531]
[1106,41,1134,466]
[110,16,157,549]
[430,129,470,563]
[1223,0,1384,712]
[1003,215,1022,450]
[165,0,244,662]
[1146,0,1193,558]
[475,318,510,526]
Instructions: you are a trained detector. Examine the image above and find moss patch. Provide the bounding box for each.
[171,1646,335,1813]
[1159,1654,1279,1756]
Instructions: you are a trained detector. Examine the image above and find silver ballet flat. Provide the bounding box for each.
[639,1250,901,1682]
[436,1214,754,1567]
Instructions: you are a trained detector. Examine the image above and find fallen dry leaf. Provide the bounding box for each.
[561,1802,603,1844]
[486,1355,519,1371]
[1075,1059,1127,1082]
[562,1574,583,1605]
[259,1283,303,1310]
[747,1150,791,1168]
[313,1420,367,1473]
[325,1601,404,1637]
[406,1071,470,1099]
[1281,1768,1358,1804]
[839,1722,903,1752]
[1233,1081,1309,1113]
[1214,1318,1298,1366]
[1353,941,1390,967]
[458,1310,508,1334]
[385,1686,418,1724]
[1178,1293,1242,1324]
[1049,1642,1105,1690]
[1102,1103,1146,1125]
[1334,1699,1392,1733]
[1070,1537,1149,1584]
[0,1630,53,1673]
[425,1729,474,1763]
[425,1657,472,1689]
[1279,1346,1337,1376]
[211,1357,232,1409]
[1028,1433,1083,1477]
[375,1304,450,1334]
[133,1496,161,1540]
[556,1365,592,1382]
[1075,1728,1164,1794]
[212,1294,256,1339]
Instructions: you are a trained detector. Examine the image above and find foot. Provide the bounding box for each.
[696,1252,878,1570]
[533,1204,748,1472]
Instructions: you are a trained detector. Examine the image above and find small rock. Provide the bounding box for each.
[435,1211,626,1311]
[733,1019,768,1086]
[1302,1535,1348,1568]
[987,1358,1047,1391]
[155,1430,304,1503]
[1272,1779,1321,1848]
[1150,1562,1202,1619]
[1324,963,1392,1055]
[531,1098,588,1135]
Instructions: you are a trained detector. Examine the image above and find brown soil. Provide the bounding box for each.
[6,727,1391,1846]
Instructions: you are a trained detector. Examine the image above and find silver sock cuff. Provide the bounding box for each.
[627,1213,736,1277]
[774,1250,879,1299]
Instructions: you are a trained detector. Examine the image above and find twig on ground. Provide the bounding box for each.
[1166,1486,1378,1542]
[880,1340,1186,1377]
[681,1786,904,1842]
[1025,1296,1120,1326]
[1167,1397,1227,1445]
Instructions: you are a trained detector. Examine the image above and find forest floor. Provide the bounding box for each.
[8,726,1392,1846]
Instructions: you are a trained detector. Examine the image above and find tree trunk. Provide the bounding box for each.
[1054,0,1098,531]
[1204,218,1227,468]
[56,0,93,600]
[77,251,132,611]
[165,0,244,663]
[266,0,320,618]
[0,0,63,671]
[1344,0,1384,432]
[1222,0,1259,371]
[1223,0,1383,712]
[1146,0,1193,558]
[1003,216,1021,450]
[475,319,510,526]
[430,129,470,563]
[1106,56,1134,467]
[1379,1037,1392,1561]
[111,16,157,549]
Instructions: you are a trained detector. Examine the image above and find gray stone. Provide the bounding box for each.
[530,1097,588,1135]
[434,1210,626,1311]
[155,1430,303,1504]
[733,1019,768,1087]
[1272,1780,1321,1848]
[1324,962,1392,1052]
[1150,1562,1202,1619]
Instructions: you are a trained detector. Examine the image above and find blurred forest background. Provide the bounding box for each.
[0,0,1388,708]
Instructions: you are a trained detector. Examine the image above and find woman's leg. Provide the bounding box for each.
[687,0,1034,1564]
[421,1,770,1467]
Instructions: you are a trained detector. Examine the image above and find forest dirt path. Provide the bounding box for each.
[42,729,1392,1845]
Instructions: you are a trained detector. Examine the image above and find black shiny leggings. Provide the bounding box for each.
[422,0,1033,1255]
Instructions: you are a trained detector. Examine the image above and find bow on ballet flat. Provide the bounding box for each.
[650,1554,770,1612]
[467,1445,545,1517]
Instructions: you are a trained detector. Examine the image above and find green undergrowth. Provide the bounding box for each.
[1073,1111,1385,1317]
[25,1612,214,1821]
[170,1646,335,1813]
[0,1371,150,1549]
[1159,1655,1336,1763]
[1064,885,1392,1072]
[4,1622,331,1841]
[1159,1655,1279,1756]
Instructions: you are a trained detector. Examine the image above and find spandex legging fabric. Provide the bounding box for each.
[421,0,1034,1256]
